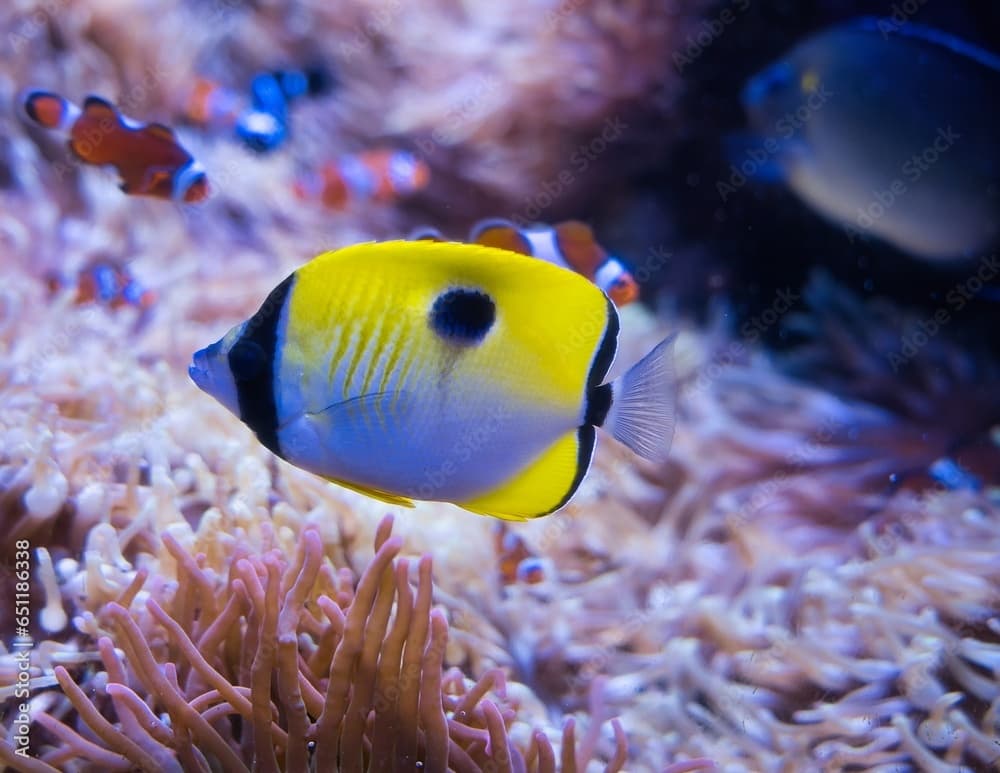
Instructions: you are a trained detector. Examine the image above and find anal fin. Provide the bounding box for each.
[460,427,594,520]
[324,476,415,508]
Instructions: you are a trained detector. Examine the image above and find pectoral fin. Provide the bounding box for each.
[303,390,406,433]
[281,390,416,509]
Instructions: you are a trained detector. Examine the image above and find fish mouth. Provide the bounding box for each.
[188,347,212,391]
[741,61,795,110]
[188,337,243,418]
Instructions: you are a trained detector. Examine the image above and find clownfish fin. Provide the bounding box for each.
[81,95,119,119]
[595,257,640,305]
[603,333,677,463]
[408,226,446,241]
[176,162,210,203]
[144,122,179,143]
[470,218,533,256]
[459,427,594,520]
[406,225,448,242]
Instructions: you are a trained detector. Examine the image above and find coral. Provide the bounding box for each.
[0,516,629,771]
[779,269,1000,438]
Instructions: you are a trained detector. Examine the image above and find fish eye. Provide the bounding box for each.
[228,339,266,381]
[800,69,820,94]
[429,287,496,344]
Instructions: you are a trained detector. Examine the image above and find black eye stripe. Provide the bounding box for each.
[229,340,266,381]
[230,273,294,455]
[429,288,496,343]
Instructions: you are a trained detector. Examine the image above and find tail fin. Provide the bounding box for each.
[604,333,677,463]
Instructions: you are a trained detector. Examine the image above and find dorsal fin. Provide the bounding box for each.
[851,17,1000,73]
[144,122,179,142]
[470,218,533,256]
[81,95,119,118]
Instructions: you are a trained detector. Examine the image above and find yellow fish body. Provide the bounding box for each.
[189,241,676,520]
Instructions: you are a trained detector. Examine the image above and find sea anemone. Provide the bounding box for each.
[1,515,634,771]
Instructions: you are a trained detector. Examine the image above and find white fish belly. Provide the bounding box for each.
[277,381,576,502]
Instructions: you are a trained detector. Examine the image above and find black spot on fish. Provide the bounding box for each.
[429,288,495,343]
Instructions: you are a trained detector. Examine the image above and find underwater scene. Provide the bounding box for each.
[1,0,999,770]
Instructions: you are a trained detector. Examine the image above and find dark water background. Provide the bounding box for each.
[599,0,1000,356]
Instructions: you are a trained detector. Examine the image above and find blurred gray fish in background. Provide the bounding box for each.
[738,17,1000,262]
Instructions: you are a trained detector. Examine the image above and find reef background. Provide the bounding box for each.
[1,0,1000,771]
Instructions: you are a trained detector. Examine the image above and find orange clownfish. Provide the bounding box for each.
[182,76,244,129]
[412,219,641,306]
[493,523,547,585]
[293,149,430,210]
[23,90,209,203]
[44,257,156,313]
[184,67,334,153]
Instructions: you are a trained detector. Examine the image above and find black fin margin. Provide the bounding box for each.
[587,296,618,389]
[585,383,612,427]
[545,425,596,515]
[582,296,618,428]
